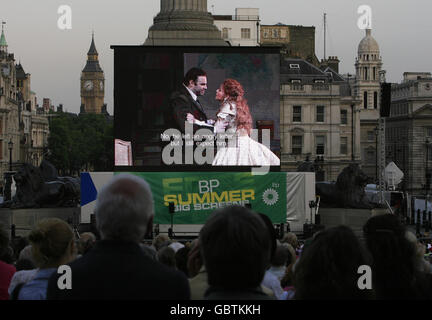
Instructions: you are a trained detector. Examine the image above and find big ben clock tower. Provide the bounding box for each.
[80,33,105,114]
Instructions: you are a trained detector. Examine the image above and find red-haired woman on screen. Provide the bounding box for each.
[210,79,280,166]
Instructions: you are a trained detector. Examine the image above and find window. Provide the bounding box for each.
[316,105,325,122]
[363,91,368,109]
[241,28,251,39]
[364,67,368,80]
[222,28,229,39]
[367,131,374,141]
[427,127,432,137]
[367,150,375,162]
[292,136,303,155]
[340,110,347,125]
[374,91,378,109]
[316,136,325,155]
[373,67,376,80]
[340,137,348,155]
[314,79,325,83]
[289,64,300,69]
[291,79,301,83]
[293,106,302,122]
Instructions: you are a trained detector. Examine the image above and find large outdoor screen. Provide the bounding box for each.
[112,46,281,171]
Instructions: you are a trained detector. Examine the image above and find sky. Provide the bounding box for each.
[2,0,431,114]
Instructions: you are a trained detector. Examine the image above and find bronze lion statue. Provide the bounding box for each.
[6,161,80,208]
[316,163,372,209]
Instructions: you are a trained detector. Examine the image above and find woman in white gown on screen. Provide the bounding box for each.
[189,78,280,166]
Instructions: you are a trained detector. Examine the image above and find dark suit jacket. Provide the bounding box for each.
[170,86,210,133]
[46,240,190,300]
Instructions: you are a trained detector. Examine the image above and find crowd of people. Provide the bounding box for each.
[1,173,432,300]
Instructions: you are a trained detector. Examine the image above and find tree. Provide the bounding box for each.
[47,112,113,175]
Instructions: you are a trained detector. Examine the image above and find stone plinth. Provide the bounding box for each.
[145,0,227,46]
[0,208,80,237]
[319,208,387,238]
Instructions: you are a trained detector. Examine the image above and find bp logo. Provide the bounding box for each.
[262,188,279,206]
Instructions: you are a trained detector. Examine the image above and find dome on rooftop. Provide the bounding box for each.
[358,29,379,54]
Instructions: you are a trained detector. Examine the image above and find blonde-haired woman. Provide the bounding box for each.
[17,218,76,300]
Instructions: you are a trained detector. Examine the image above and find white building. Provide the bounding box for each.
[280,58,362,181]
[354,29,383,180]
[213,8,260,46]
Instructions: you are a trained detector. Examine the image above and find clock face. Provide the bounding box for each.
[84,80,93,91]
[1,64,10,76]
[100,81,104,90]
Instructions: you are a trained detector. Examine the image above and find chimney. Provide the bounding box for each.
[328,56,340,73]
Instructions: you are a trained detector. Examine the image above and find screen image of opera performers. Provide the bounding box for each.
[113,47,281,168]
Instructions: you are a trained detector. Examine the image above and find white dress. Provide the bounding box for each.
[212,102,280,166]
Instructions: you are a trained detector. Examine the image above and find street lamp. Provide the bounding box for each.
[374,126,379,183]
[425,139,431,216]
[8,139,13,171]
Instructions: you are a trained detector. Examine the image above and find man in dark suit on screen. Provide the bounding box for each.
[171,67,225,134]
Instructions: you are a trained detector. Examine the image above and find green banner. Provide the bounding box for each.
[124,172,287,224]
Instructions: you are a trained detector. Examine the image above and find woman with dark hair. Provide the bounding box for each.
[293,225,374,300]
[363,214,432,299]
[188,79,280,166]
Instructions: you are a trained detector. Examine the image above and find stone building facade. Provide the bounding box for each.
[0,26,49,189]
[354,29,383,181]
[280,58,361,181]
[213,8,260,46]
[386,72,432,196]
[260,24,320,66]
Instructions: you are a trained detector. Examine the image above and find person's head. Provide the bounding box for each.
[95,174,154,243]
[271,245,290,267]
[140,243,157,261]
[199,205,271,290]
[153,234,171,251]
[78,232,96,255]
[281,232,298,249]
[175,246,191,278]
[157,246,176,269]
[257,212,277,263]
[28,218,76,269]
[294,225,373,300]
[363,214,419,297]
[18,244,35,265]
[218,78,252,135]
[183,68,207,96]
[187,239,202,278]
[0,224,9,261]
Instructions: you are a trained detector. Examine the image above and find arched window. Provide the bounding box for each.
[364,91,368,109]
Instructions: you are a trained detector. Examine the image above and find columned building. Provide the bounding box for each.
[145,0,227,46]
[280,58,361,181]
[354,29,383,181]
[213,8,260,46]
[387,72,432,196]
[0,25,49,189]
